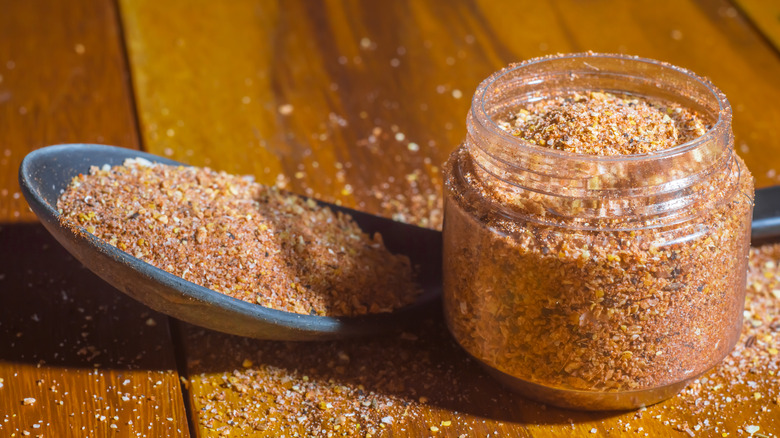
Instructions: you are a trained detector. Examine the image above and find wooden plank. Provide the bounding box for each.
[733,0,780,55]
[0,225,189,437]
[118,0,780,436]
[0,0,139,223]
[119,0,780,222]
[0,1,190,436]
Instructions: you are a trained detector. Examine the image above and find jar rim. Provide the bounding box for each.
[472,52,731,163]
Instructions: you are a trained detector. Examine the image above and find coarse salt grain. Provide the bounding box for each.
[278,104,294,115]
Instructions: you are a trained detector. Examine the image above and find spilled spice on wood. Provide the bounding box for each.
[179,244,779,436]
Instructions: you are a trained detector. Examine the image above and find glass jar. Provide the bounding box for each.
[442,53,754,410]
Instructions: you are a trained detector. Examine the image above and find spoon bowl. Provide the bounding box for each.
[19,144,442,340]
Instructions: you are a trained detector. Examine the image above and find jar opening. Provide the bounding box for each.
[462,53,742,229]
[472,53,730,163]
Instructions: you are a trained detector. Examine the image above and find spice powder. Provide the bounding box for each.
[444,90,754,395]
[57,159,421,317]
[497,91,707,155]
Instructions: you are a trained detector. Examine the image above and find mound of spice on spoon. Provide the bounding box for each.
[57,158,421,317]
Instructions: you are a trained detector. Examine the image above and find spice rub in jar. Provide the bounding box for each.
[497,91,708,155]
[443,55,754,411]
[57,159,421,317]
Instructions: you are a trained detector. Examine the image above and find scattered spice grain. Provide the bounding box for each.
[183,318,487,437]
[57,159,421,316]
[670,244,780,434]
[104,241,780,436]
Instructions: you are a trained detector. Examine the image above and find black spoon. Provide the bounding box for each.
[19,144,779,341]
[19,144,442,341]
[751,185,780,245]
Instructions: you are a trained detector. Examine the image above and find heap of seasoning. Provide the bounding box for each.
[444,90,754,396]
[57,159,421,316]
[498,91,708,155]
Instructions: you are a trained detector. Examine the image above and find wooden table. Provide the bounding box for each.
[2,0,779,436]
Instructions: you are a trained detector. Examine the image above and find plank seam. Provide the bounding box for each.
[170,319,198,438]
[112,0,146,151]
[727,0,780,59]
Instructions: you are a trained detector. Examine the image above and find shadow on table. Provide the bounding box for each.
[179,313,626,428]
[0,223,625,426]
[0,223,178,372]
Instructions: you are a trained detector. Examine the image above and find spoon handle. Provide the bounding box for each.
[752,185,780,244]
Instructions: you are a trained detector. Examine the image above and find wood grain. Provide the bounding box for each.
[0,225,189,437]
[117,0,780,436]
[0,0,140,223]
[119,0,780,226]
[176,312,779,437]
[0,0,189,436]
[733,0,780,54]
